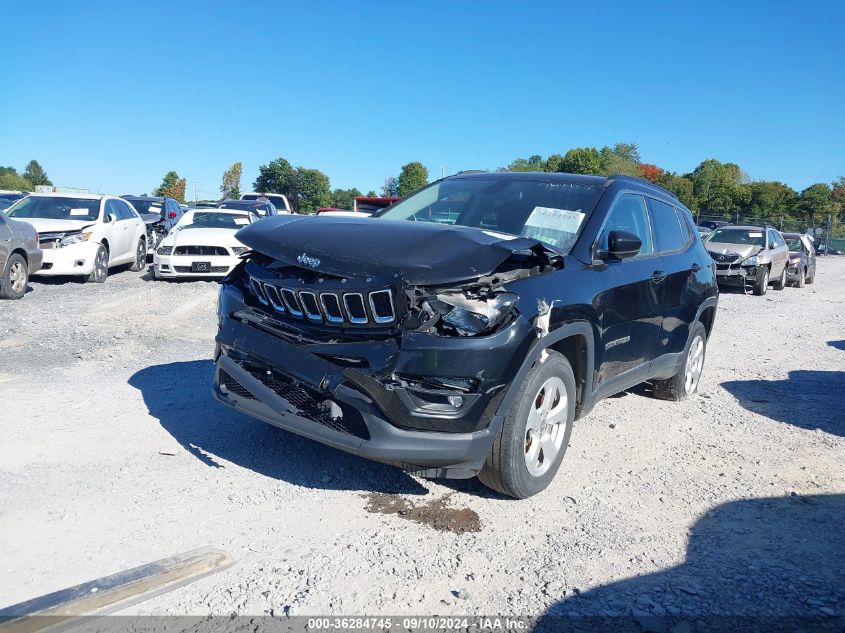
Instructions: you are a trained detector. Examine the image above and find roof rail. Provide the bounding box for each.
[609,173,679,202]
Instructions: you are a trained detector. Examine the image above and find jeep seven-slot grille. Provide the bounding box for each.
[249,275,396,326]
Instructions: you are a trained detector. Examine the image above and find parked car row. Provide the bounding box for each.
[0,191,295,298]
[703,224,815,294]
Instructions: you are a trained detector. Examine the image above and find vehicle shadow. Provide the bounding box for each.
[720,371,844,437]
[128,360,428,495]
[828,340,845,352]
[536,494,845,629]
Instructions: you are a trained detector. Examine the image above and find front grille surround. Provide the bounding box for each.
[249,274,397,327]
[174,245,229,256]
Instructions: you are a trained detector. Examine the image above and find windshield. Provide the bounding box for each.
[706,228,765,247]
[8,196,100,221]
[377,177,602,253]
[786,238,804,252]
[179,211,252,229]
[126,199,163,216]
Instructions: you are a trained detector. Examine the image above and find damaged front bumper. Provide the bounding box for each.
[714,262,758,287]
[212,282,534,477]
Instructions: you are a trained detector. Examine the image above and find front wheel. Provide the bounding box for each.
[129,238,146,272]
[806,267,815,284]
[86,244,109,283]
[477,351,576,499]
[653,321,707,401]
[796,267,805,288]
[752,267,769,295]
[0,253,28,300]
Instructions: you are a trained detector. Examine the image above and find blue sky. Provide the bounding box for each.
[2,0,842,197]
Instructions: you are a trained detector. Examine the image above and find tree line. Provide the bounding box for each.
[501,143,845,232]
[0,160,52,191]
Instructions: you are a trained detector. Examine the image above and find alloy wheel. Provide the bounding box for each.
[94,248,108,282]
[9,261,26,293]
[524,376,568,477]
[684,335,705,394]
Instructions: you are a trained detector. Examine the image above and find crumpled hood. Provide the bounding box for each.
[706,242,759,259]
[11,218,95,234]
[140,213,162,225]
[235,215,557,285]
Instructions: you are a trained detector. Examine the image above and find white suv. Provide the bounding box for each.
[239,192,291,213]
[6,193,147,283]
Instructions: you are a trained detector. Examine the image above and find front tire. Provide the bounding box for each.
[86,244,109,283]
[0,253,28,300]
[129,238,146,272]
[796,267,805,288]
[772,265,787,290]
[653,321,707,401]
[477,351,576,499]
[806,267,815,284]
[752,266,769,295]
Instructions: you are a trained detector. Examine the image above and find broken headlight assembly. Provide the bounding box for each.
[156,245,174,256]
[60,230,93,247]
[425,291,519,336]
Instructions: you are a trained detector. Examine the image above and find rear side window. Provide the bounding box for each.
[648,198,686,252]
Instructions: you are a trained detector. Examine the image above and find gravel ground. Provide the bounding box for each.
[1,258,844,621]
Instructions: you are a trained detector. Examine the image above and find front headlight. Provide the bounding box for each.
[742,255,758,267]
[231,246,247,255]
[428,292,518,336]
[60,231,92,246]
[156,245,173,256]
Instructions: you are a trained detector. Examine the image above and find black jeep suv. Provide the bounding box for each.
[213,172,718,498]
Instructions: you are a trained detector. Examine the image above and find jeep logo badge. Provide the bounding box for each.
[297,253,321,269]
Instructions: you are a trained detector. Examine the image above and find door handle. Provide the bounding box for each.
[650,271,667,283]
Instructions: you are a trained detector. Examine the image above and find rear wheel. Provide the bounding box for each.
[752,267,769,296]
[129,237,146,272]
[477,351,575,499]
[86,244,109,283]
[0,253,28,300]
[772,265,787,290]
[653,321,707,401]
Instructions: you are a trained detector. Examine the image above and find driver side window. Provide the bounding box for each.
[600,194,653,256]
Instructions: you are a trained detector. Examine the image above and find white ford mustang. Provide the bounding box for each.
[153,209,257,279]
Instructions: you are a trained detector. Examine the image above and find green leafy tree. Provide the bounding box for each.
[397,161,428,196]
[381,176,398,197]
[656,172,696,210]
[744,181,797,221]
[220,161,243,200]
[798,183,836,227]
[331,187,362,210]
[506,155,546,172]
[688,159,748,216]
[599,143,641,176]
[0,169,32,191]
[555,147,604,175]
[294,167,331,213]
[253,157,296,200]
[366,190,377,197]
[154,171,187,202]
[22,160,51,187]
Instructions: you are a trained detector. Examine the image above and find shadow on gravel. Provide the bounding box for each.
[721,371,845,437]
[828,340,845,352]
[537,494,845,630]
[128,360,428,495]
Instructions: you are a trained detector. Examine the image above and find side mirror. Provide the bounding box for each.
[769,243,776,250]
[595,230,642,262]
[107,213,117,223]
